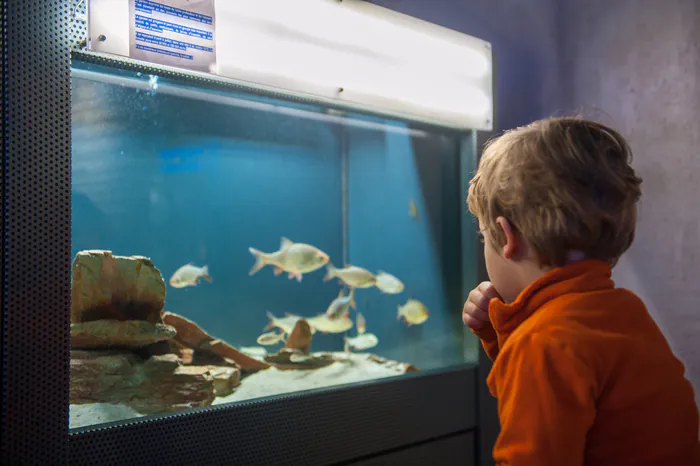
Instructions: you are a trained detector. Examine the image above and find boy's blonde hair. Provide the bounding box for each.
[467,117,642,268]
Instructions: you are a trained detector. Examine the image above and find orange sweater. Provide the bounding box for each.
[474,260,700,466]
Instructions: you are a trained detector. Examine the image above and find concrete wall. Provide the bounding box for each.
[561,0,700,403]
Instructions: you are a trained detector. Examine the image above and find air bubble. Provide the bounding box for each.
[148,75,159,91]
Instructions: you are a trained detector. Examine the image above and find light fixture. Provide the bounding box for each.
[87,0,493,130]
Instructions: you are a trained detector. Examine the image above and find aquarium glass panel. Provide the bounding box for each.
[69,59,479,429]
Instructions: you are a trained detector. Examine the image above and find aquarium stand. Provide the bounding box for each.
[68,367,478,466]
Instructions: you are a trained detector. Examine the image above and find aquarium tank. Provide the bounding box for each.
[68,27,484,429]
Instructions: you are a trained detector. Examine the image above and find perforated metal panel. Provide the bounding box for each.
[347,432,475,466]
[1,0,72,464]
[69,368,477,466]
[70,0,87,48]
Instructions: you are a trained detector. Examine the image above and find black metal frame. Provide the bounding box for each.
[1,1,492,465]
[69,368,477,465]
[1,0,72,464]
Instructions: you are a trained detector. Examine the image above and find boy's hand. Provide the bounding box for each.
[463,281,501,330]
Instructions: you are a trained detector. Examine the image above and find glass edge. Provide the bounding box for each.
[460,131,480,362]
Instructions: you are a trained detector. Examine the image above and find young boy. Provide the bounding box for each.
[462,117,700,465]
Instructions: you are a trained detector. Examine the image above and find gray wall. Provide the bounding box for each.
[375,0,700,400]
[561,0,700,403]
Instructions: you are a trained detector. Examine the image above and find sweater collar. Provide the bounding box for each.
[488,260,614,338]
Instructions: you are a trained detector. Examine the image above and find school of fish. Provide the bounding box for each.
[168,234,431,356]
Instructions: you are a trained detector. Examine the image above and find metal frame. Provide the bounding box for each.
[1,1,489,465]
[1,0,72,464]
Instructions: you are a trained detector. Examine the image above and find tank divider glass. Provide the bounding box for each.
[341,126,350,267]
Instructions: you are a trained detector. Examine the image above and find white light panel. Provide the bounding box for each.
[88,0,493,130]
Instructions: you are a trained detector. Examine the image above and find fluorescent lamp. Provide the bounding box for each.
[214,0,493,130]
[87,0,493,130]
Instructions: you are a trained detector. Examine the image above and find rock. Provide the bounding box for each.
[284,320,312,353]
[130,365,216,414]
[265,348,335,371]
[199,339,270,372]
[163,312,270,373]
[162,312,212,348]
[70,350,216,414]
[70,350,139,403]
[136,340,195,365]
[189,347,237,368]
[71,250,166,324]
[368,354,420,373]
[168,340,195,365]
[143,353,181,371]
[71,319,177,348]
[177,366,241,397]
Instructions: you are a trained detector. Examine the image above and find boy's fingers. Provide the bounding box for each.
[465,301,489,322]
[463,313,486,330]
[478,281,501,301]
[469,288,491,312]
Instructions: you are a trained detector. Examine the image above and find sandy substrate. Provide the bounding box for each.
[70,352,411,429]
[70,403,143,429]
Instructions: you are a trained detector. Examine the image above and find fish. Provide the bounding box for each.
[409,198,419,221]
[264,311,317,335]
[289,353,314,363]
[256,331,286,346]
[249,237,330,282]
[305,313,354,334]
[356,312,367,335]
[375,271,405,294]
[397,299,430,326]
[239,346,268,358]
[344,333,379,351]
[324,288,356,319]
[324,264,376,288]
[169,263,212,288]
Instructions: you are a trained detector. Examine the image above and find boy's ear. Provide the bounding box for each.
[496,216,519,260]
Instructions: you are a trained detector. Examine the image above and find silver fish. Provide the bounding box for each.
[249,237,329,282]
[169,263,212,288]
[324,264,376,288]
[264,311,317,335]
[356,312,367,335]
[306,313,353,334]
[375,271,404,294]
[239,346,268,358]
[397,299,430,326]
[344,333,378,351]
[289,353,314,363]
[324,288,356,320]
[256,331,286,346]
